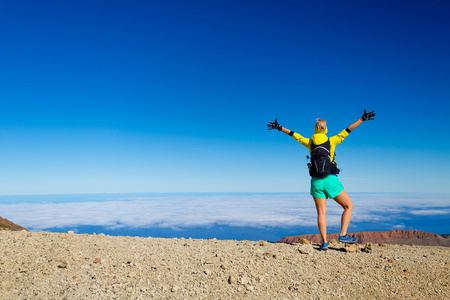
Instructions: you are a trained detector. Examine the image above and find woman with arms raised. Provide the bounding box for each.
[268,110,375,250]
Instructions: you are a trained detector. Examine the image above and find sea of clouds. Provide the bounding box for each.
[0,193,449,237]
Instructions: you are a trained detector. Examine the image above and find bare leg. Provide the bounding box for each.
[313,197,327,243]
[333,190,354,236]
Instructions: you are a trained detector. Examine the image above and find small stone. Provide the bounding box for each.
[388,259,394,263]
[58,261,68,269]
[380,254,386,259]
[378,243,386,247]
[127,271,137,278]
[228,275,237,284]
[297,244,313,254]
[363,243,373,253]
[93,258,101,264]
[171,286,180,292]
[240,276,249,285]
[263,252,276,259]
[345,244,359,253]
[204,269,212,276]
[297,238,312,244]
[68,231,75,234]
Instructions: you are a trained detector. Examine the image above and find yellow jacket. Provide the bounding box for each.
[290,128,351,164]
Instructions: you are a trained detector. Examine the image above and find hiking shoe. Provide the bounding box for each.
[319,242,328,251]
[339,234,357,244]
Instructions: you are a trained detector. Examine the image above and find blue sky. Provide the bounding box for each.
[1,0,449,195]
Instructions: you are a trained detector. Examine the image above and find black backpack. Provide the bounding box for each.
[308,139,339,177]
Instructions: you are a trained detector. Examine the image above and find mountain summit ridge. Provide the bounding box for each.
[278,229,450,247]
[0,216,28,231]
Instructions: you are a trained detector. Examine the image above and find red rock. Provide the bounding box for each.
[93,258,101,263]
[0,216,28,231]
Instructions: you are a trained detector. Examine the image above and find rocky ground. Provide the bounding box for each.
[0,231,448,299]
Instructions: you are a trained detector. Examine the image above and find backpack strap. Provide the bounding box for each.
[310,139,330,154]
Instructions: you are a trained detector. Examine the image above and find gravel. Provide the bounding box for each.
[0,231,448,299]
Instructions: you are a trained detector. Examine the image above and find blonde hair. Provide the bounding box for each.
[315,118,327,132]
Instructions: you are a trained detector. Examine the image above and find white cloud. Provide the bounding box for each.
[392,224,406,229]
[409,209,449,216]
[1,193,448,233]
[0,194,320,231]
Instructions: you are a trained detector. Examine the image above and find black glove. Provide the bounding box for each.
[361,110,375,121]
[267,118,282,131]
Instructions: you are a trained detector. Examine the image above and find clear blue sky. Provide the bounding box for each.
[1,0,449,195]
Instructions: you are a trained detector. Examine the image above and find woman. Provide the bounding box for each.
[267,110,375,250]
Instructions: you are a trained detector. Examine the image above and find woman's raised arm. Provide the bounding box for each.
[347,110,375,132]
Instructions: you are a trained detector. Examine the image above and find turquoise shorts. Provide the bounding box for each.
[310,175,344,199]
